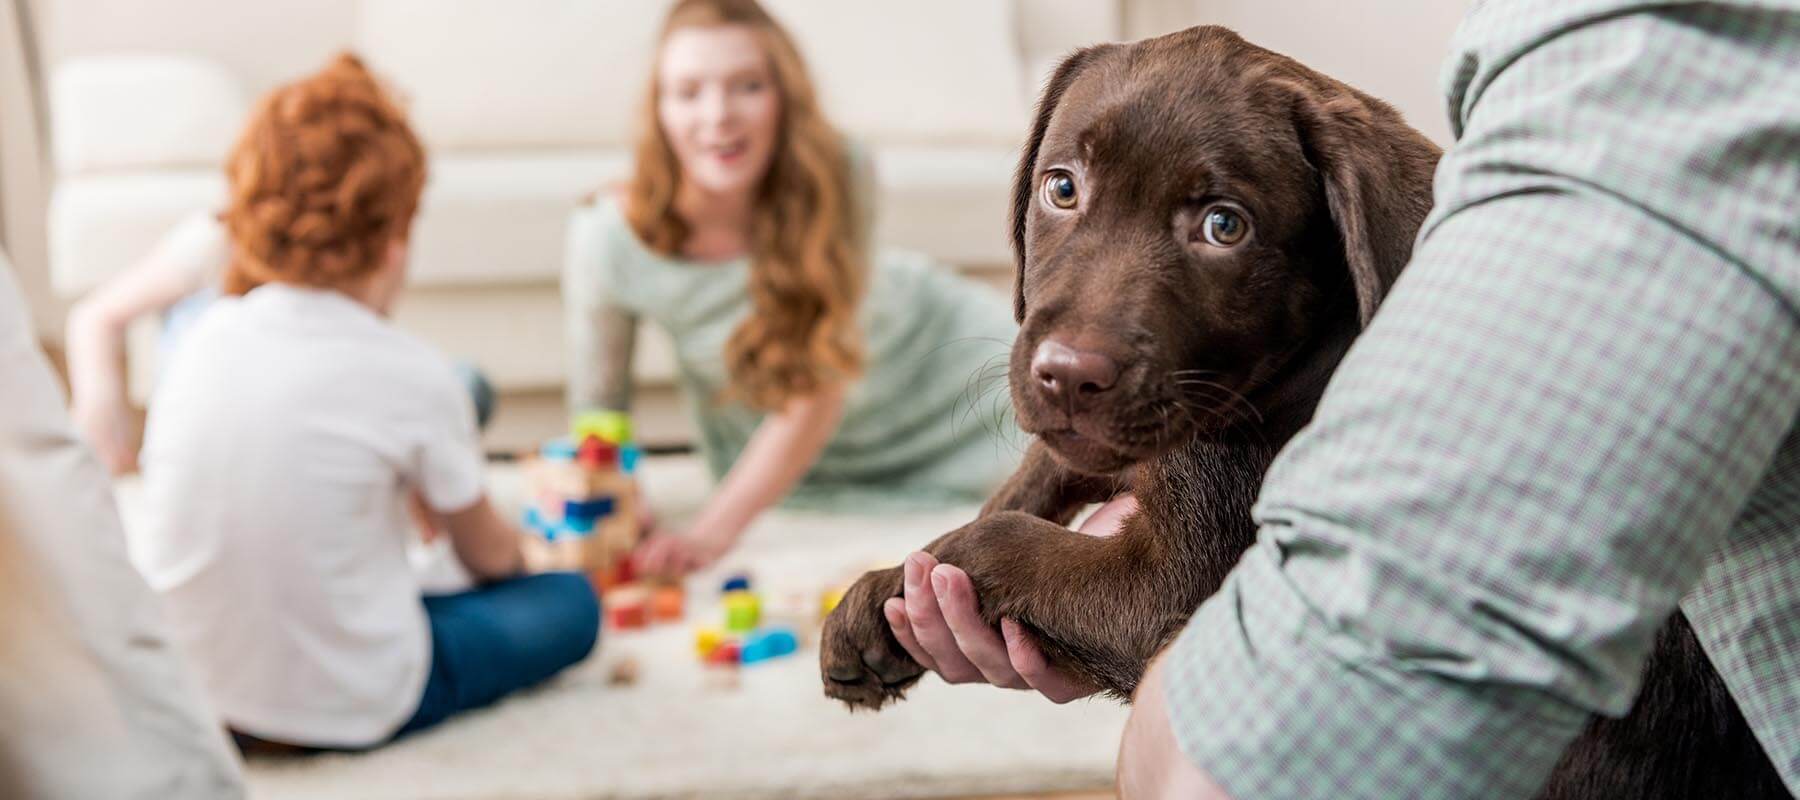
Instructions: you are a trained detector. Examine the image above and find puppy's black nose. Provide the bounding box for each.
[1032,339,1120,412]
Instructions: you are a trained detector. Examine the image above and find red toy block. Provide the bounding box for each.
[605,586,648,630]
[707,640,742,666]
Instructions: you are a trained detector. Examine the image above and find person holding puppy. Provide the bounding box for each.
[132,54,598,752]
[894,1,1800,797]
[566,0,1019,577]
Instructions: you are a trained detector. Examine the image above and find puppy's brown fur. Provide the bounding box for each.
[821,26,1786,799]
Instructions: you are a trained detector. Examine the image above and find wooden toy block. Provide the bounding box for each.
[606,656,640,687]
[723,590,760,632]
[707,639,742,666]
[605,586,649,630]
[820,586,847,619]
[742,627,799,664]
[694,626,723,659]
[573,410,633,445]
[651,584,685,621]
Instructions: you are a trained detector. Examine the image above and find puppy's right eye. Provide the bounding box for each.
[1042,172,1078,209]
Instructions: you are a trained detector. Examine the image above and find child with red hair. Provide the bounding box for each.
[131,54,597,751]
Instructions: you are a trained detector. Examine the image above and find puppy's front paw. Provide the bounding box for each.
[820,566,924,710]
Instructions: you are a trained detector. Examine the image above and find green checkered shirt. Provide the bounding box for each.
[1163,1,1800,796]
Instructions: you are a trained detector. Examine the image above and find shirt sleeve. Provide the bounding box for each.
[562,205,637,414]
[410,356,487,514]
[1161,3,1800,798]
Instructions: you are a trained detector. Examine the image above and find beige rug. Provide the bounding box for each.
[117,457,1127,799]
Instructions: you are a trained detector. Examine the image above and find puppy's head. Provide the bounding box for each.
[1009,26,1440,474]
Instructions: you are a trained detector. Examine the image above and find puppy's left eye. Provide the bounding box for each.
[1042,171,1078,210]
[1200,206,1250,247]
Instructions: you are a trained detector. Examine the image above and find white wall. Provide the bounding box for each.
[1125,0,1472,144]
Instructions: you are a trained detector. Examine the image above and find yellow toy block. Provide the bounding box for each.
[695,626,723,659]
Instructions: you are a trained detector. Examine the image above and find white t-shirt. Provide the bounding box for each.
[133,283,486,747]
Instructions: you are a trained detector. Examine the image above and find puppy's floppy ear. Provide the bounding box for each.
[1282,78,1441,326]
[1011,46,1112,323]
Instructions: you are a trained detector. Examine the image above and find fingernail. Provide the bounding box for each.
[929,567,949,594]
[884,597,905,623]
[903,555,921,591]
[1000,618,1019,643]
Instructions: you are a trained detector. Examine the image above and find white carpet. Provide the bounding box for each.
[118,457,1127,799]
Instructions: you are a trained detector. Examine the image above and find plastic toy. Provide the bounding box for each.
[820,586,846,619]
[694,626,724,659]
[708,640,742,666]
[721,573,752,593]
[741,627,799,664]
[605,586,648,630]
[652,584,685,621]
[723,590,761,632]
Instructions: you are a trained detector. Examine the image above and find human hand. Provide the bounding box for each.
[881,495,1137,703]
[70,400,138,475]
[632,525,732,577]
[882,552,1101,703]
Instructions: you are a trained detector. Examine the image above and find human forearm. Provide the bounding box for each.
[1157,6,1800,796]
[439,497,526,581]
[690,385,845,542]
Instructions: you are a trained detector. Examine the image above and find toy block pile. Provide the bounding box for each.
[520,411,644,589]
[693,573,848,670]
[599,580,686,632]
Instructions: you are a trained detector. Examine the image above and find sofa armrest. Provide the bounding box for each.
[51,54,248,175]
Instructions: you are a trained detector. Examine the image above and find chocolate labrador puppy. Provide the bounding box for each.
[820,26,1788,800]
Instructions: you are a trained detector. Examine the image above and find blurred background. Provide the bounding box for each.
[0,0,1465,454]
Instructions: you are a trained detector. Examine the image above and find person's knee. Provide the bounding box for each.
[540,572,600,663]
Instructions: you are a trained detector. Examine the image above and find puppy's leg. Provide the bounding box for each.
[979,439,1123,522]
[822,509,1190,708]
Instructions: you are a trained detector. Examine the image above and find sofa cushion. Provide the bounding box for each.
[50,55,249,174]
[49,142,1017,299]
[354,0,663,150]
[761,0,1029,145]
[356,0,1029,151]
[48,170,226,296]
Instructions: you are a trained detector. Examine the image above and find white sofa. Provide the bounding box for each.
[41,0,1121,446]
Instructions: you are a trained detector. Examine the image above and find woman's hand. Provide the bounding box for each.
[632,525,733,577]
[69,399,138,475]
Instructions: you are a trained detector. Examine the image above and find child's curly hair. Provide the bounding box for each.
[221,53,426,296]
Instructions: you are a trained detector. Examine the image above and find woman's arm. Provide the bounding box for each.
[636,383,847,575]
[65,214,221,473]
[563,203,637,414]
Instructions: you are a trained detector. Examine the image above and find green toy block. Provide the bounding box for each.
[572,410,633,445]
[723,590,761,632]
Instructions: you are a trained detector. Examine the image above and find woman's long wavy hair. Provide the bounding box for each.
[220,53,426,296]
[623,0,865,412]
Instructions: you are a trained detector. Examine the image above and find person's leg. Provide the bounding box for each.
[397,572,600,737]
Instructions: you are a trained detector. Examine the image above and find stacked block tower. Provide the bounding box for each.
[521,411,644,589]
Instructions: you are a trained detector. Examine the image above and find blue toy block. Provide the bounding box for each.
[620,444,643,474]
[563,496,616,522]
[540,438,579,462]
[523,507,558,540]
[721,573,752,593]
[741,627,799,664]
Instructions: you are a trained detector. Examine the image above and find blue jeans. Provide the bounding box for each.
[395,572,600,738]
